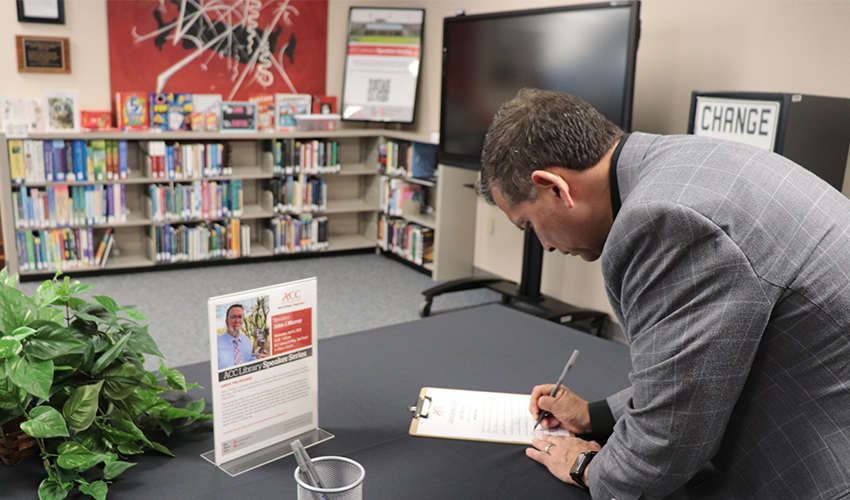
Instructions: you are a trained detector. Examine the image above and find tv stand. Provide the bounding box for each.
[420,230,610,337]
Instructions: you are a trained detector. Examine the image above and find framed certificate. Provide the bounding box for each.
[341,7,425,124]
[16,0,65,24]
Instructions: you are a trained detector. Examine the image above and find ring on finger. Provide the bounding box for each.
[544,443,553,454]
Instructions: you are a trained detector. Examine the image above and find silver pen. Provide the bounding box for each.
[533,349,580,431]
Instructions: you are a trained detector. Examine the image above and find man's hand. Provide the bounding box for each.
[529,384,591,434]
[527,436,602,486]
[256,349,269,359]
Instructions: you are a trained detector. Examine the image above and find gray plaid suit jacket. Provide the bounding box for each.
[589,133,850,499]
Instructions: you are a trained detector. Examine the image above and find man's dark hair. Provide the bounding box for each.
[476,88,624,206]
[225,304,243,320]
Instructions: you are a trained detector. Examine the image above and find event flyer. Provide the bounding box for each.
[342,8,424,122]
[208,278,318,465]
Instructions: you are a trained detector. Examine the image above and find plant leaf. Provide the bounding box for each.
[78,480,108,500]
[121,307,147,322]
[164,368,187,392]
[54,465,79,489]
[102,362,145,400]
[90,332,132,375]
[67,281,98,295]
[185,398,206,414]
[0,286,39,337]
[21,406,70,438]
[100,426,137,445]
[116,442,144,455]
[8,356,53,399]
[124,325,163,358]
[56,442,110,471]
[62,381,104,431]
[38,478,71,500]
[0,337,22,358]
[92,296,119,313]
[111,416,151,446]
[102,461,136,480]
[73,303,117,328]
[149,441,174,456]
[11,326,37,340]
[23,321,89,360]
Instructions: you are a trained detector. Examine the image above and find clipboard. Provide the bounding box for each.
[408,387,571,445]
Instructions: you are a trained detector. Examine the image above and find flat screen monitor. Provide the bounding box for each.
[439,1,641,170]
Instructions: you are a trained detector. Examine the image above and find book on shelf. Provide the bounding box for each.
[312,95,338,114]
[16,227,96,272]
[115,91,149,131]
[100,230,115,268]
[266,214,329,254]
[149,93,193,131]
[12,184,127,229]
[7,139,25,183]
[275,94,311,133]
[9,138,129,183]
[94,228,113,266]
[221,102,258,132]
[270,176,327,214]
[191,94,222,131]
[380,177,429,217]
[378,214,433,266]
[149,179,243,222]
[151,219,249,263]
[270,138,340,175]
[379,140,438,179]
[249,94,276,131]
[409,142,437,179]
[12,184,128,229]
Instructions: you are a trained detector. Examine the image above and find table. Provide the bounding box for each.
[4,304,632,499]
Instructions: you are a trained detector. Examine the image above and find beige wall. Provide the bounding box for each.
[3,0,850,329]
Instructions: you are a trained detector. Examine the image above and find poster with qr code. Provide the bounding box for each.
[342,7,424,123]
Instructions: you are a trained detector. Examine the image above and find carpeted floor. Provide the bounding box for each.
[15,253,502,369]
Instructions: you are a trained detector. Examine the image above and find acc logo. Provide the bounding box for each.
[430,404,444,417]
[281,290,302,302]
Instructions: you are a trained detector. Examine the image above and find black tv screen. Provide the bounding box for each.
[439,1,641,170]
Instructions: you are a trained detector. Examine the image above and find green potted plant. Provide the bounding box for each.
[0,269,211,500]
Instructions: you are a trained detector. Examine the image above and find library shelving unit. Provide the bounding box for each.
[376,136,480,279]
[1,129,478,283]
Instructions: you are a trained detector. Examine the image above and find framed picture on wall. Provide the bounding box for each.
[17,0,65,24]
[16,36,71,74]
[341,7,425,124]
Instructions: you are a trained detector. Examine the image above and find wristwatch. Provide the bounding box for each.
[570,450,598,489]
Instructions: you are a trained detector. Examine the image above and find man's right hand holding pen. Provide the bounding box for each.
[529,384,592,434]
[527,384,602,489]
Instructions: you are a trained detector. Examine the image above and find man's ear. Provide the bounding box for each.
[531,170,574,209]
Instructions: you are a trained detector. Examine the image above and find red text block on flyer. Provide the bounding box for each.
[271,308,312,355]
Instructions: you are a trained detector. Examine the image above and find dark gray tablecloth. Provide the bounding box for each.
[4,304,631,499]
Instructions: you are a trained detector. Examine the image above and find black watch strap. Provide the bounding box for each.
[570,450,598,489]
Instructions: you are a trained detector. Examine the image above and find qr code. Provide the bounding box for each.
[368,79,391,102]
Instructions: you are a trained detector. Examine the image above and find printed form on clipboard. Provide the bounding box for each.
[409,388,572,445]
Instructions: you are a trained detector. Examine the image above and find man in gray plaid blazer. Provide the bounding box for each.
[477,88,850,499]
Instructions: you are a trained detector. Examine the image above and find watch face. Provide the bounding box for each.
[570,451,597,488]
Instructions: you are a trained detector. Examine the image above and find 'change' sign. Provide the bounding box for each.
[693,97,780,151]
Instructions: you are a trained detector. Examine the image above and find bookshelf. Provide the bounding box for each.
[376,136,479,280]
[1,130,477,282]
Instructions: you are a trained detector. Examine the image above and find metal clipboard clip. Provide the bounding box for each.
[409,395,432,419]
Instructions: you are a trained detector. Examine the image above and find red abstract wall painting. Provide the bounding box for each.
[107,0,327,100]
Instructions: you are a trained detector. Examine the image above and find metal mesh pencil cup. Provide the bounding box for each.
[294,456,365,500]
